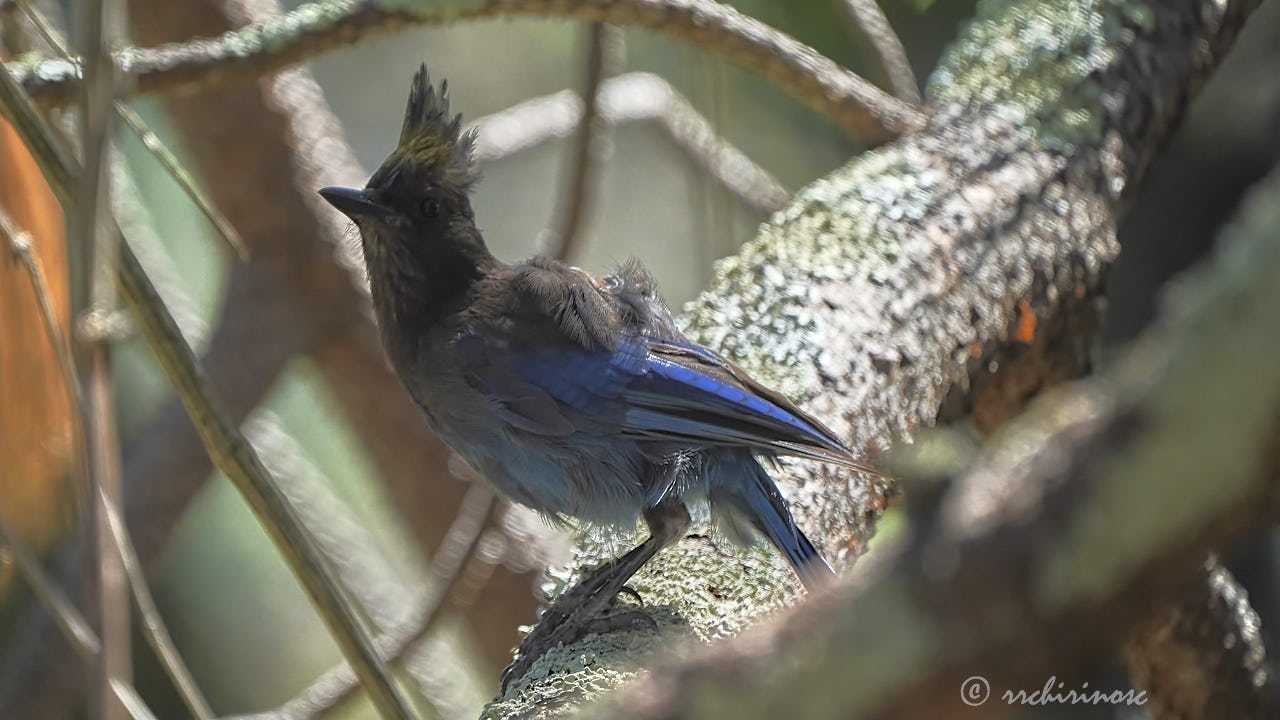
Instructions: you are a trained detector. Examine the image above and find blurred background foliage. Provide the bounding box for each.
[2,0,1278,717]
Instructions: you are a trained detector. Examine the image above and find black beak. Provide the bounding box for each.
[318,186,389,221]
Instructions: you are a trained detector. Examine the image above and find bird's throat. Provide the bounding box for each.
[365,236,489,342]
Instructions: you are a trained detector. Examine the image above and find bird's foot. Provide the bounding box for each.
[615,585,644,605]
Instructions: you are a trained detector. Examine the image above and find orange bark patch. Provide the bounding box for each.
[1015,300,1037,344]
[0,115,74,599]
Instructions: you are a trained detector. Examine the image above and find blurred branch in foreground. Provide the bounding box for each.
[13,0,923,145]
[546,21,617,263]
[833,0,921,105]
[0,50,75,613]
[75,0,132,715]
[253,483,499,719]
[472,72,789,216]
[3,198,213,719]
[12,0,248,259]
[0,516,181,720]
[0,29,418,720]
[0,516,100,660]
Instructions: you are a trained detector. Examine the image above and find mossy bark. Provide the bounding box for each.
[483,0,1261,717]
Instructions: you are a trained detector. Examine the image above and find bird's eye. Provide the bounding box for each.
[421,198,442,219]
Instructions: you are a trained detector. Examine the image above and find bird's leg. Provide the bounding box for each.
[501,501,690,691]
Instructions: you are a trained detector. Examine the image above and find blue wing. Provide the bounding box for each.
[463,328,877,474]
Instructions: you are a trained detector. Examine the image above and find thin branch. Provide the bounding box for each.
[0,518,101,659]
[547,22,614,262]
[99,491,215,720]
[268,483,499,719]
[472,72,788,215]
[3,182,209,718]
[117,244,419,720]
[0,503,205,720]
[12,0,924,145]
[76,0,131,716]
[114,103,248,259]
[109,680,160,720]
[14,0,248,260]
[0,45,419,720]
[0,204,81,409]
[833,0,920,105]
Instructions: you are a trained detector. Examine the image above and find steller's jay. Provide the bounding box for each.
[319,66,879,689]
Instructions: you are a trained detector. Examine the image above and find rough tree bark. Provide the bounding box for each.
[593,154,1280,718]
[483,0,1264,716]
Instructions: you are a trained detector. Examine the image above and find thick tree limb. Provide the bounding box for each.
[605,153,1280,719]
[483,0,1261,714]
[12,0,923,145]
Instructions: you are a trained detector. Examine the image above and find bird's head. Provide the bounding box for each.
[319,65,488,274]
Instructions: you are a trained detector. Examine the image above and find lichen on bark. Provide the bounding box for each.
[484,0,1255,716]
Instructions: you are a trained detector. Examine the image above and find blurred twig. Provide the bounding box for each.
[2,176,213,720]
[116,0,545,675]
[99,491,214,720]
[14,0,248,259]
[13,0,924,145]
[110,681,159,720]
[75,0,130,716]
[116,248,419,720]
[473,72,788,215]
[547,22,615,262]
[833,0,920,105]
[0,203,81,408]
[0,518,101,659]
[0,43,419,720]
[269,483,499,719]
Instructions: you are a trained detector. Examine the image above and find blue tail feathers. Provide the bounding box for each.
[737,461,833,588]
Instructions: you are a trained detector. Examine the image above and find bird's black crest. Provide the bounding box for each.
[393,64,477,186]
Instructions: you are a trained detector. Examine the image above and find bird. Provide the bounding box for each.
[318,65,879,689]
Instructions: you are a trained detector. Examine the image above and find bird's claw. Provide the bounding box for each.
[616,585,644,606]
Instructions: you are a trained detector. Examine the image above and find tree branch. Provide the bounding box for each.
[12,0,248,259]
[471,71,788,215]
[12,0,923,145]
[99,490,215,720]
[260,484,499,719]
[546,22,615,262]
[834,0,920,105]
[74,0,131,715]
[607,152,1280,719]
[483,0,1262,714]
[0,516,100,659]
